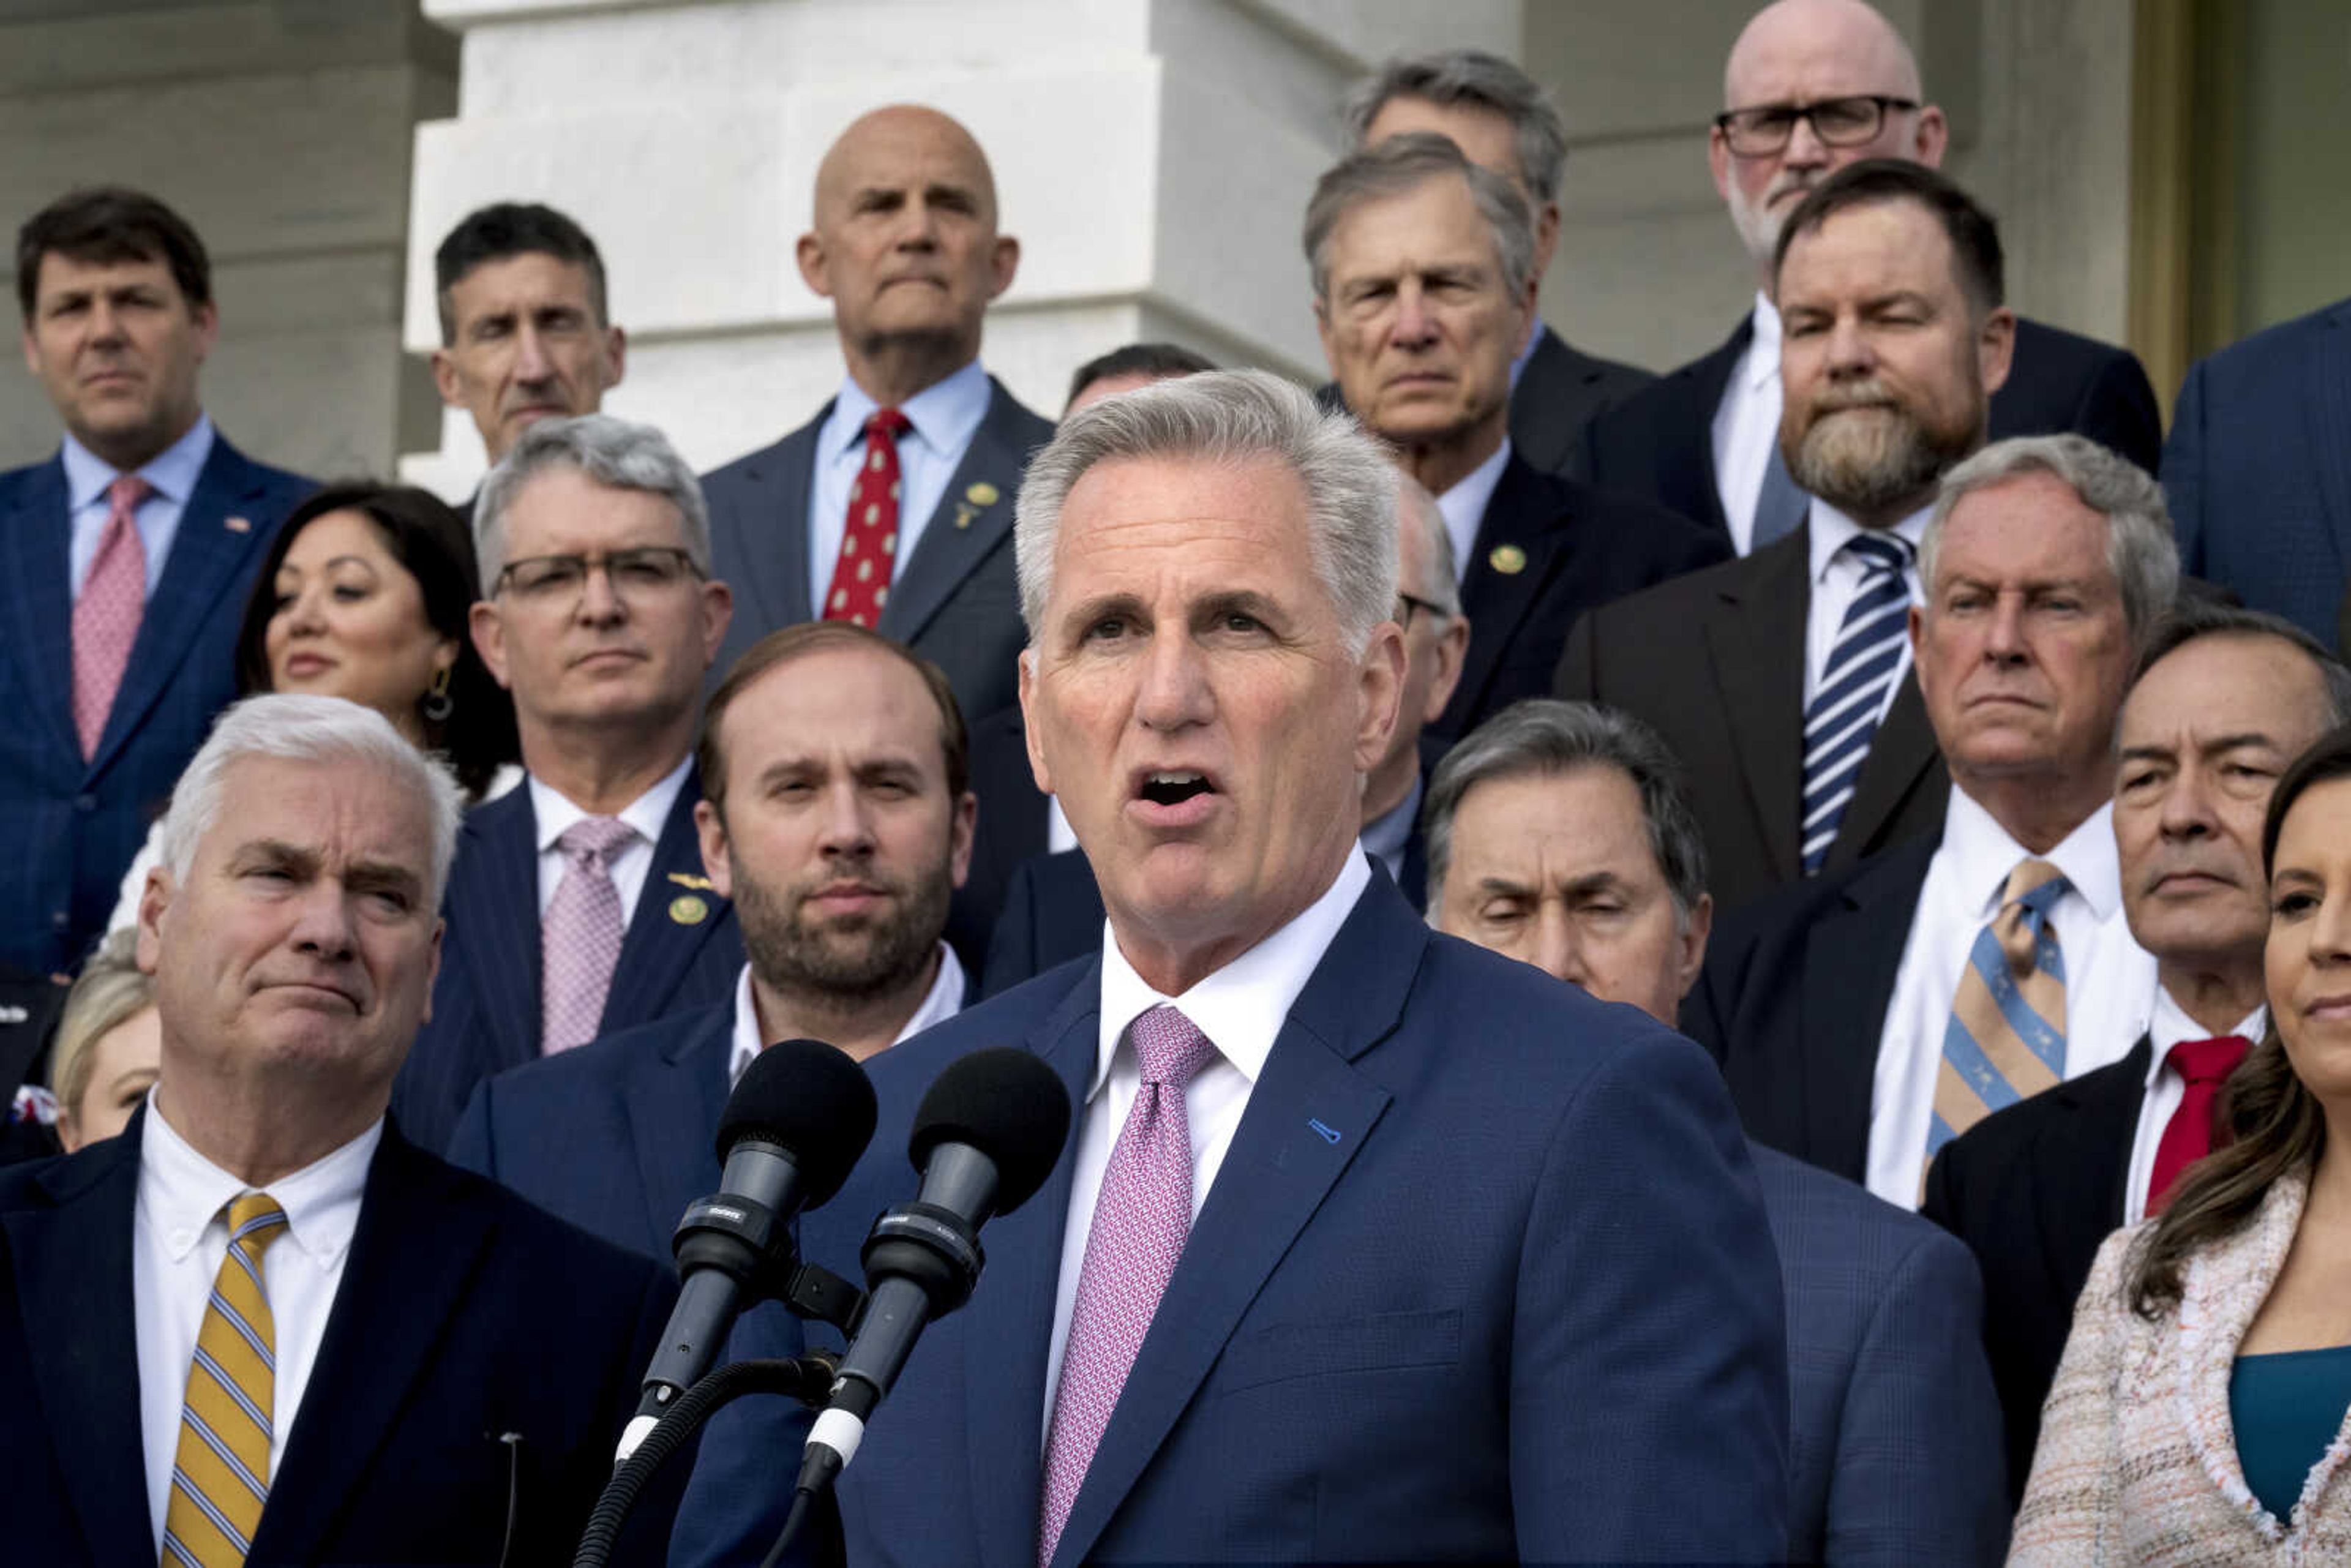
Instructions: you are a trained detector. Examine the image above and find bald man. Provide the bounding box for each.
[1574,0,2158,553]
[703,105,1053,728]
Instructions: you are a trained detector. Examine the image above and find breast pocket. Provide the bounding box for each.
[1216,1307,1463,1394]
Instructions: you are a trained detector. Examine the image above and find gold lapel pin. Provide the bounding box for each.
[1488,542,1527,576]
[666,871,716,891]
[953,505,977,530]
[669,894,710,926]
[965,481,1000,508]
[224,516,252,534]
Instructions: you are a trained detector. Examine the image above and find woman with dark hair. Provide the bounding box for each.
[2012,726,2351,1561]
[104,483,517,930]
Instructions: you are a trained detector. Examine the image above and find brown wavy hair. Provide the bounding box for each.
[2129,724,2351,1315]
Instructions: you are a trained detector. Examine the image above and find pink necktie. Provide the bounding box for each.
[1039,1004,1220,1567]
[71,474,151,759]
[540,816,636,1052]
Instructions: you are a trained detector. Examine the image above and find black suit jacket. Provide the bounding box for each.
[700,375,1052,728]
[0,1111,680,1566]
[1438,452,1729,739]
[1921,1040,2147,1501]
[1575,313,2163,542]
[390,766,743,1154]
[1508,324,1657,474]
[1554,525,1949,912]
[1681,835,1937,1182]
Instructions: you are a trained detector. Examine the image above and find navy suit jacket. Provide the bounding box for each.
[1681,835,1937,1182]
[1755,1144,2008,1564]
[1921,1038,2148,1502]
[0,1109,680,1566]
[947,701,1048,978]
[816,873,1790,1566]
[0,435,312,974]
[391,765,743,1154]
[1575,313,2162,543]
[701,375,1052,729]
[1436,451,1729,740]
[2162,296,2351,643]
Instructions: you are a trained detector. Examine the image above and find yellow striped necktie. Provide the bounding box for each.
[1930,857,2069,1158]
[162,1191,288,1568]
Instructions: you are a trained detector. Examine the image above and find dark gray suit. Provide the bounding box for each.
[1507,324,1656,475]
[700,373,1052,725]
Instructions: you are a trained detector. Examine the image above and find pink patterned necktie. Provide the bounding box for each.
[540,816,636,1052]
[71,473,151,759]
[1039,1004,1220,1567]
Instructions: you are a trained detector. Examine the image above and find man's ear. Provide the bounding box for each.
[694,797,735,901]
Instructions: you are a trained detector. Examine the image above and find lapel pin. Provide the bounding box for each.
[669,894,710,926]
[964,481,1000,508]
[953,505,977,530]
[1307,1117,1342,1146]
[224,516,252,534]
[666,871,716,891]
[1488,543,1526,576]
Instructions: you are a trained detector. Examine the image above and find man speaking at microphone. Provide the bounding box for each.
[786,370,1790,1564]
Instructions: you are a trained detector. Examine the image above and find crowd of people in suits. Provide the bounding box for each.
[7,0,2351,1561]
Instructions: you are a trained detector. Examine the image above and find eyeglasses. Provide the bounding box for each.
[1395,591,1452,630]
[1712,95,1919,156]
[493,546,704,604]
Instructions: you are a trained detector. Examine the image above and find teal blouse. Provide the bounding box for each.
[2230,1345,2351,1521]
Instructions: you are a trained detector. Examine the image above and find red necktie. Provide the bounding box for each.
[72,473,152,760]
[823,407,911,628]
[2145,1034,2252,1215]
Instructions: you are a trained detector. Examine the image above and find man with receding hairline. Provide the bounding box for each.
[1577,0,2158,551]
[703,104,1052,730]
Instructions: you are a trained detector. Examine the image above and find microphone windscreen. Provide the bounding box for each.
[907,1048,1072,1214]
[716,1037,879,1208]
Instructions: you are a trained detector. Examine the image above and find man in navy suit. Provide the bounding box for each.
[1424,697,2008,1564]
[0,694,679,1566]
[1575,0,2158,550]
[702,105,1052,732]
[391,414,743,1152]
[2162,296,2351,643]
[794,370,1788,1564]
[1,187,312,978]
[1308,134,1727,741]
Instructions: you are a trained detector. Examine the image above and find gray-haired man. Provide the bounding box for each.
[390,414,744,1151]
[1340,48,1653,470]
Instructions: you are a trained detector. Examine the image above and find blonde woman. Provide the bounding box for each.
[46,931,160,1152]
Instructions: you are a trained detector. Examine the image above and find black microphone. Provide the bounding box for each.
[797,1048,1071,1495]
[615,1037,877,1462]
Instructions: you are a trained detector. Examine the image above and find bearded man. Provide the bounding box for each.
[1558,158,2012,912]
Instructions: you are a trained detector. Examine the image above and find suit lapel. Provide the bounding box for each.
[0,456,79,767]
[964,968,1101,1568]
[1452,456,1564,723]
[2034,1038,2150,1281]
[1798,839,1933,1178]
[92,438,272,774]
[2306,306,2351,577]
[258,1131,495,1557]
[5,1123,152,1566]
[732,414,826,633]
[879,380,1033,647]
[602,767,728,1035]
[1704,532,1812,885]
[1051,883,1412,1568]
[1827,675,1946,872]
[625,1006,734,1253]
[455,789,544,1066]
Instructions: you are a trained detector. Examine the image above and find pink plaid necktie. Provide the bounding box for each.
[71,474,151,759]
[1039,1004,1220,1567]
[540,816,636,1052]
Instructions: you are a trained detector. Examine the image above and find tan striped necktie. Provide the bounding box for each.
[1930,858,2070,1158]
[163,1191,288,1568]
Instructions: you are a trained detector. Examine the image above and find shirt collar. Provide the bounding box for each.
[1744,293,1782,392]
[61,413,215,512]
[1362,771,1422,879]
[2145,987,2268,1085]
[1940,787,2124,923]
[1434,438,1513,581]
[529,754,692,857]
[139,1090,381,1271]
[726,945,968,1086]
[1806,497,1932,587]
[830,358,992,463]
[1089,847,1374,1105]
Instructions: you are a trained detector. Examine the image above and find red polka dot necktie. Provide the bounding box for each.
[823,407,912,628]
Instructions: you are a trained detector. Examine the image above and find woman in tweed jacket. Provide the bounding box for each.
[2012,729,2351,1564]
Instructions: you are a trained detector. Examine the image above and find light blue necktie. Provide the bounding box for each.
[1800,533,1915,874]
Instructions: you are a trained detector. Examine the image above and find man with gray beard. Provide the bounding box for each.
[1559,160,2010,912]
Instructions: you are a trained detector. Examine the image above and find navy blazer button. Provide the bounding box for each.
[50,910,69,929]
[73,793,96,812]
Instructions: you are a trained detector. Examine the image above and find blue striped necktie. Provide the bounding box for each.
[1929,859,2069,1161]
[1800,532,1915,874]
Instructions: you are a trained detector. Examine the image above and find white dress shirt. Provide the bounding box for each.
[1801,498,1932,730]
[804,358,994,619]
[1866,790,2158,1206]
[1433,438,1512,584]
[723,946,968,1086]
[1709,294,1782,555]
[2120,989,2267,1226]
[1041,847,1373,1431]
[528,756,691,926]
[134,1099,379,1550]
[1046,797,1078,857]
[63,414,214,598]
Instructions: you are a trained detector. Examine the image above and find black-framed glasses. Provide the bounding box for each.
[1712,95,1919,156]
[494,546,704,604]
[1395,591,1452,630]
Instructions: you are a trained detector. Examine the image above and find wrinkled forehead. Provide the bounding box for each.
[2122,634,2334,750]
[1725,0,1922,107]
[816,108,999,217]
[202,756,435,874]
[1933,475,2116,591]
[1049,452,1320,600]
